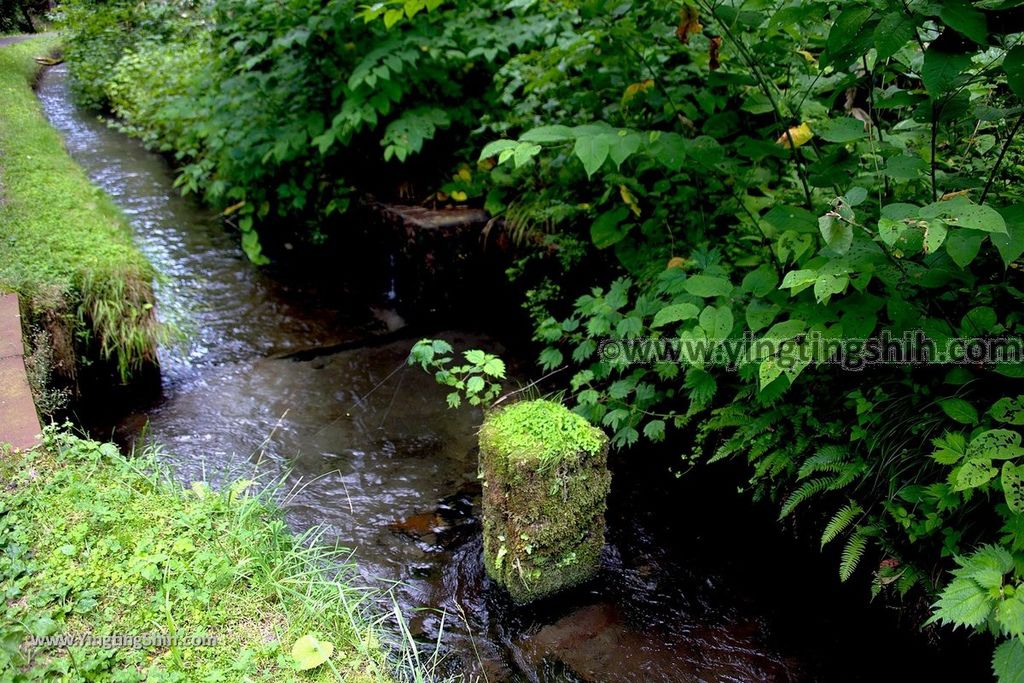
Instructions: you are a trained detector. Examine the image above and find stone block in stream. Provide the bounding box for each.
[479,399,610,604]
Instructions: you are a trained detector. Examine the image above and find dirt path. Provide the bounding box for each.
[0,32,55,48]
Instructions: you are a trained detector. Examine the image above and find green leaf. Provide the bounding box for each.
[946,230,985,268]
[819,215,853,254]
[643,419,666,442]
[954,459,997,490]
[993,205,1024,267]
[519,125,575,143]
[874,13,918,61]
[480,139,517,160]
[741,265,778,297]
[939,0,988,45]
[923,220,948,254]
[994,638,1024,683]
[745,299,780,332]
[780,269,817,289]
[944,202,1007,233]
[1003,462,1024,514]
[993,397,1024,425]
[1004,46,1024,98]
[823,7,874,69]
[933,575,993,629]
[652,303,701,328]
[968,429,1024,460]
[699,305,733,340]
[648,132,688,171]
[817,117,867,143]
[763,205,818,233]
[590,206,631,249]
[291,634,335,671]
[685,275,733,298]
[574,134,611,177]
[609,132,643,168]
[884,155,928,180]
[940,398,979,424]
[922,45,972,96]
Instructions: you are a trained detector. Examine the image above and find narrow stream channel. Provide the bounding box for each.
[36,63,987,682]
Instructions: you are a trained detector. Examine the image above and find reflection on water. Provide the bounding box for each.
[36,63,985,681]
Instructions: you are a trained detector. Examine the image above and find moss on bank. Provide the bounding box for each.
[479,400,611,604]
[0,37,159,387]
[0,430,404,681]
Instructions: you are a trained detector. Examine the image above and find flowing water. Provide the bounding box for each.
[36,63,987,682]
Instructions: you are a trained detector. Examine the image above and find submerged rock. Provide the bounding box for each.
[479,399,610,604]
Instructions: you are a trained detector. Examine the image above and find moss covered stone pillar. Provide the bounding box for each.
[479,399,610,604]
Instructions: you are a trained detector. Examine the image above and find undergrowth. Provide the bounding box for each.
[0,428,440,682]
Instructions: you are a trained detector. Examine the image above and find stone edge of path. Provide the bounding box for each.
[0,294,42,451]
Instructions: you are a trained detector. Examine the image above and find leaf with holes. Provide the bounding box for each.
[1003,462,1024,514]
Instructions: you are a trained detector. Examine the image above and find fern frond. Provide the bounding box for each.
[821,502,862,548]
[797,444,849,479]
[839,526,875,582]
[779,477,836,518]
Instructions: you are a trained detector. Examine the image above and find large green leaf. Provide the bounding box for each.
[922,45,973,96]
[939,0,988,45]
[574,134,610,177]
[590,206,631,249]
[1004,46,1024,98]
[1002,461,1024,514]
[946,230,985,268]
[874,12,918,60]
[940,398,979,424]
[993,205,1024,267]
[519,125,575,143]
[995,638,1024,683]
[817,117,867,143]
[685,275,733,298]
[819,215,853,254]
[652,303,700,328]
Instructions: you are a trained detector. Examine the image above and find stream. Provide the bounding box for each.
[36,63,987,682]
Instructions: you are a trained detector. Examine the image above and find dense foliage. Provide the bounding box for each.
[0,0,47,33]
[59,0,1024,677]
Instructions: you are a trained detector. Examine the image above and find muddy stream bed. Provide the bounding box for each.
[36,63,987,682]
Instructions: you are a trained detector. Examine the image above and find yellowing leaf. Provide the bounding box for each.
[676,4,702,44]
[291,634,335,671]
[451,190,468,201]
[667,256,687,269]
[457,166,472,181]
[776,122,814,149]
[796,49,816,63]
[621,79,654,105]
[221,200,246,216]
[619,184,641,216]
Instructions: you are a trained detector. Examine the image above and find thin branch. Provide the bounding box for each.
[981,112,1024,204]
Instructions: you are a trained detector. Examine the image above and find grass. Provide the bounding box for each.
[0,36,159,383]
[0,428,437,682]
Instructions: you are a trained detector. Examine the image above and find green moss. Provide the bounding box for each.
[480,399,605,468]
[480,400,611,604]
[0,430,408,681]
[0,37,159,383]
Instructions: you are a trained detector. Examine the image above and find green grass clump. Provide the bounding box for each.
[0,429,415,681]
[480,399,606,468]
[0,37,159,382]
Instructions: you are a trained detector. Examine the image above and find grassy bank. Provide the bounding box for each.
[0,36,158,389]
[0,429,413,681]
